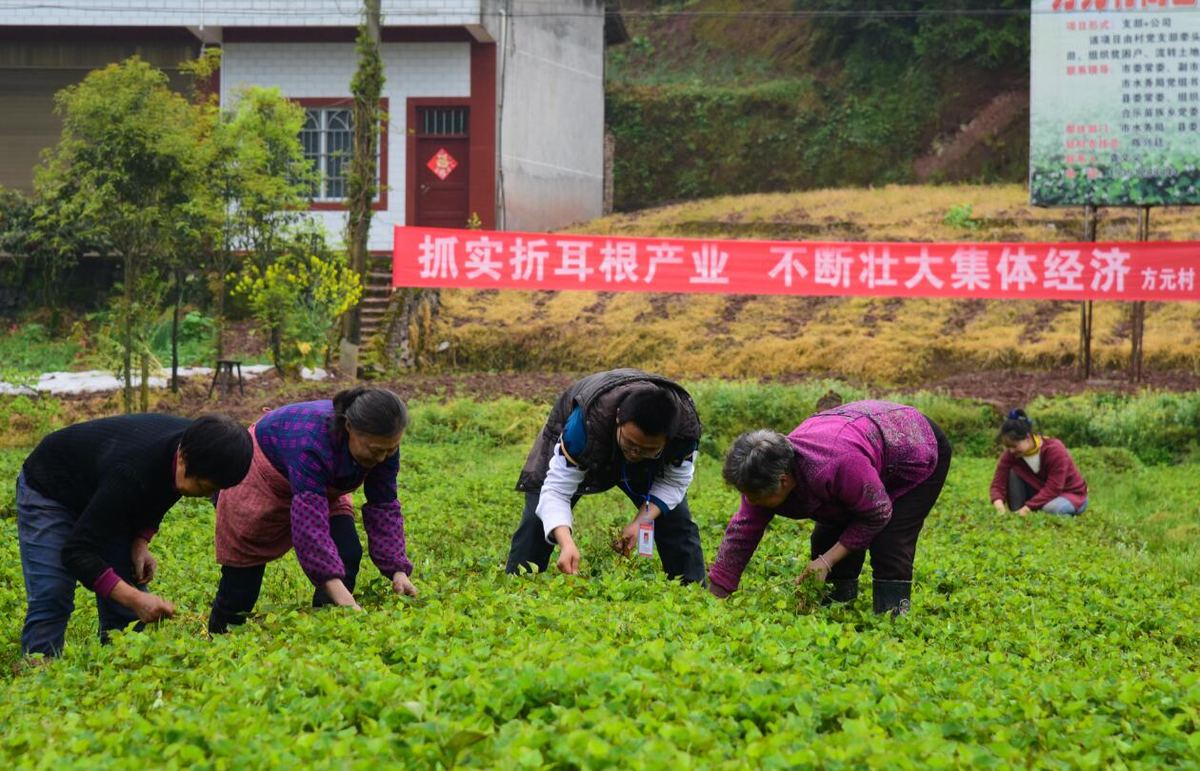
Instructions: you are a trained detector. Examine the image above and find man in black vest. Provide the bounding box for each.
[506,369,706,582]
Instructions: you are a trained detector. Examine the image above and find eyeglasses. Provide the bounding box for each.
[617,424,665,460]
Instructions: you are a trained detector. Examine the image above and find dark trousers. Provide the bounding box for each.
[207,514,363,634]
[1006,470,1085,516]
[16,472,145,656]
[810,417,952,582]
[505,489,707,583]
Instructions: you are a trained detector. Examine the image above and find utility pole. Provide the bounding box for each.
[341,0,383,378]
[1131,206,1149,383]
[1079,204,1097,380]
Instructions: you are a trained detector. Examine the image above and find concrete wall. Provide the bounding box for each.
[489,0,605,231]
[222,41,471,251]
[0,1,481,28]
[0,36,198,192]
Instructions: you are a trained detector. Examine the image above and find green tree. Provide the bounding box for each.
[196,75,316,362]
[341,0,385,377]
[34,57,201,411]
[0,187,98,325]
[801,0,1028,72]
[0,189,43,309]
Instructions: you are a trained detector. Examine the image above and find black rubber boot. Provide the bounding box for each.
[824,578,859,604]
[207,605,248,636]
[872,579,912,616]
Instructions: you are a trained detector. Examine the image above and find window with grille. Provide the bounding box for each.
[300,106,382,202]
[417,106,469,137]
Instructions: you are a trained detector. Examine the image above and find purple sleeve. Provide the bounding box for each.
[822,455,893,551]
[290,491,346,584]
[362,500,413,577]
[93,568,121,598]
[708,499,775,594]
[286,444,346,585]
[361,451,410,576]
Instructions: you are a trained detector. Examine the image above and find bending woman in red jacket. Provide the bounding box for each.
[990,409,1088,516]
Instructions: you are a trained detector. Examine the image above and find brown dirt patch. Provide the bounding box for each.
[939,299,987,336]
[916,367,1200,409]
[705,294,754,334]
[580,292,614,319]
[862,297,905,338]
[776,296,838,340]
[221,320,269,360]
[1019,301,1072,344]
[764,365,1200,411]
[528,290,556,321]
[634,292,682,323]
[125,371,577,424]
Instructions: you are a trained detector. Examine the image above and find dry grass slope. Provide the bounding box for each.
[430,185,1200,385]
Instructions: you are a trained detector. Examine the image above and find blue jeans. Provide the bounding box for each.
[1041,496,1088,516]
[15,472,145,656]
[1007,470,1087,516]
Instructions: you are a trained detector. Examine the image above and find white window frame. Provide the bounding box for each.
[300,105,382,203]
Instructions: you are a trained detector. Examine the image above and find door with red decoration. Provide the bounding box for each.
[414,106,470,228]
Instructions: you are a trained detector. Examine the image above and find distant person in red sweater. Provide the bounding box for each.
[990,409,1088,517]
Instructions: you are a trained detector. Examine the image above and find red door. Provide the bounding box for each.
[414,106,470,228]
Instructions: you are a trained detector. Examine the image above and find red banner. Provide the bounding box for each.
[393,226,1200,302]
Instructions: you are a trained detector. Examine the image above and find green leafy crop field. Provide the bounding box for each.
[1,395,1198,769]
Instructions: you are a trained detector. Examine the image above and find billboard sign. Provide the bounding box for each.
[1030,0,1200,206]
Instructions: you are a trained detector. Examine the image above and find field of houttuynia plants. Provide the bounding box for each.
[0,385,1198,769]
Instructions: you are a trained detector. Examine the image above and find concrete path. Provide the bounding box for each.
[0,365,328,396]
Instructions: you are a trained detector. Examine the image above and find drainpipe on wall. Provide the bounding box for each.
[495,0,512,230]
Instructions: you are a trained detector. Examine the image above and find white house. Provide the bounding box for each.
[0,0,626,249]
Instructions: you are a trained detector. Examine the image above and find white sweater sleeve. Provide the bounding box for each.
[647,454,696,513]
[535,442,585,543]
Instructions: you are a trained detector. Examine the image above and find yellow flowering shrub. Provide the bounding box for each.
[233,251,361,376]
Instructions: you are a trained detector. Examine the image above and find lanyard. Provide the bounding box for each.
[622,460,656,557]
[621,460,652,513]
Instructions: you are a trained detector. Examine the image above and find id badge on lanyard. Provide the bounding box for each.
[623,462,656,558]
[637,518,654,557]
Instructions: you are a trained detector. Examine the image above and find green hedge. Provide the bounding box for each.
[685,381,998,460]
[606,73,937,211]
[400,383,1000,462]
[406,398,548,450]
[2,383,1197,468]
[1027,391,1200,465]
[363,386,1200,466]
[682,382,1200,465]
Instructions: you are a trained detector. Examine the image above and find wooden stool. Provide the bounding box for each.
[208,359,244,397]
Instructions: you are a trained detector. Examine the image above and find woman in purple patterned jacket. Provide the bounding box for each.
[707,400,952,615]
[207,387,417,634]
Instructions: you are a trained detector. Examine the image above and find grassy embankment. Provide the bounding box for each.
[432,185,1200,384]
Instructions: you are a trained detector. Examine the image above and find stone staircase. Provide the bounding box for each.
[359,254,394,338]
